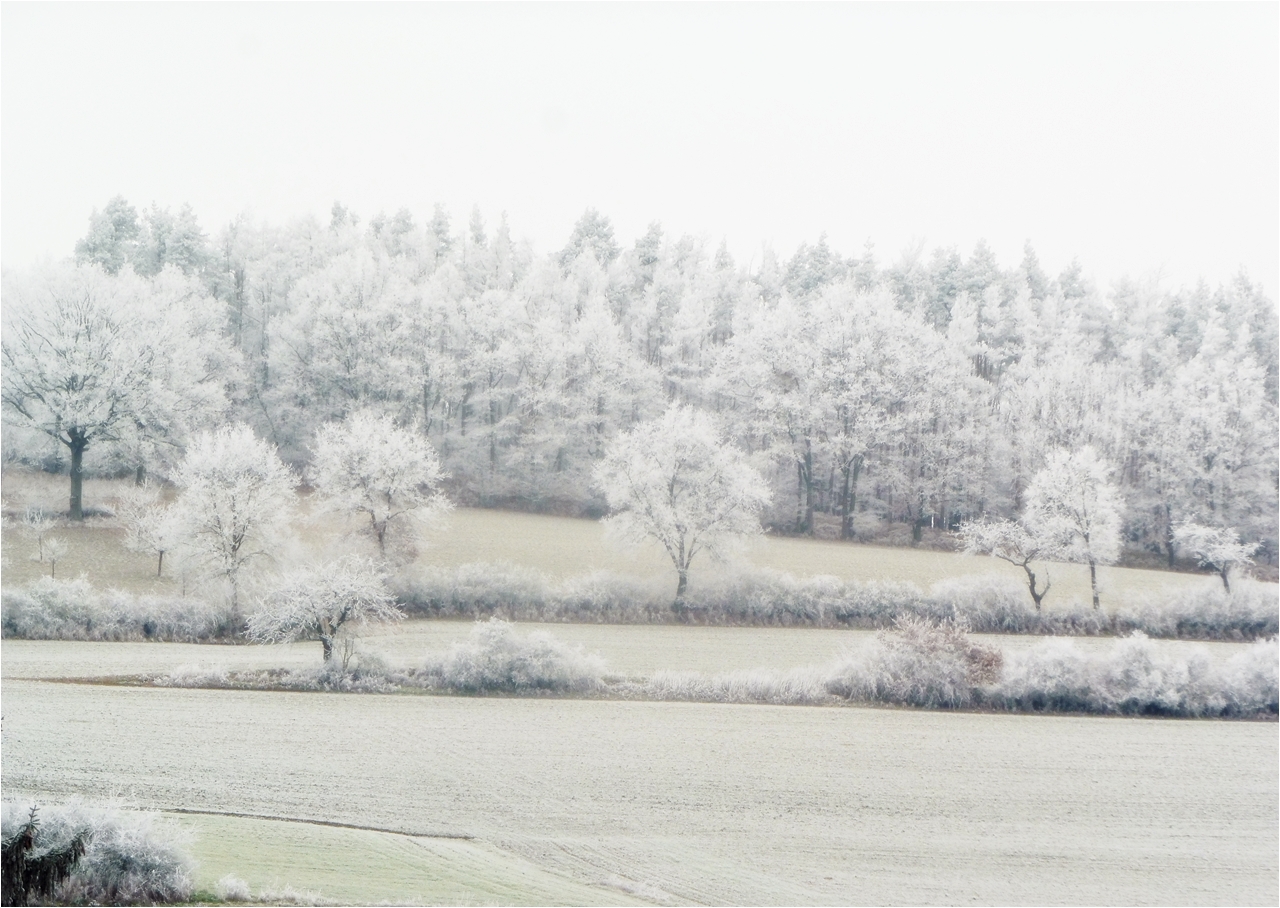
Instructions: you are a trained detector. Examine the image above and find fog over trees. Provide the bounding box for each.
[3,197,1277,570]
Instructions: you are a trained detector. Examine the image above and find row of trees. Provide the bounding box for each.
[3,198,1276,569]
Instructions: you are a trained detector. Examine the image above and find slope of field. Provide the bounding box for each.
[1,503,1245,611]
[3,650,1276,906]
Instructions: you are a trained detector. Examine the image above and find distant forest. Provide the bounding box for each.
[4,197,1277,565]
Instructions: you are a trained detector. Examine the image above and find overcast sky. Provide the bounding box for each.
[3,3,1277,299]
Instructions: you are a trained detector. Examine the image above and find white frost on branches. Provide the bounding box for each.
[1024,446,1124,609]
[955,518,1063,611]
[247,557,402,663]
[309,411,451,561]
[593,405,770,605]
[174,425,296,611]
[1172,523,1258,592]
[117,485,188,579]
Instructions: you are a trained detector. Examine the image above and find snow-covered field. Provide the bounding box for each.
[4,635,1276,905]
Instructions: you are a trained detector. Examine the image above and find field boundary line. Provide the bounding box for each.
[162,807,474,840]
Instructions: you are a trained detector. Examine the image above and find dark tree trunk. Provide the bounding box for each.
[1023,563,1048,612]
[795,443,814,535]
[68,433,87,521]
[136,464,147,486]
[1220,566,1231,593]
[1089,558,1100,609]
[839,456,863,540]
[321,635,335,663]
[157,550,165,578]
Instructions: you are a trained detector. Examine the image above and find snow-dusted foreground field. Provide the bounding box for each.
[3,633,1277,905]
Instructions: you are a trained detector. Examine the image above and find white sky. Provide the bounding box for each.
[3,3,1277,298]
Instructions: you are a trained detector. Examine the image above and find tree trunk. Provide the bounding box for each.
[794,444,814,535]
[1164,503,1176,569]
[673,569,689,614]
[68,433,87,521]
[1089,558,1100,610]
[157,550,164,578]
[1220,566,1231,594]
[136,464,147,486]
[839,456,863,540]
[321,635,335,663]
[1023,564,1047,612]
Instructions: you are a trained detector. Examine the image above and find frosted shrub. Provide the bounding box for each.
[421,618,607,693]
[397,562,552,619]
[827,616,1002,709]
[929,574,1036,630]
[1114,579,1279,640]
[1094,633,1215,715]
[215,874,253,901]
[991,638,1096,713]
[553,571,669,623]
[1,800,195,905]
[1218,638,1279,715]
[991,634,1278,717]
[1,577,235,642]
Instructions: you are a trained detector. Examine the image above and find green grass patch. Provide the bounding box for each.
[173,812,647,906]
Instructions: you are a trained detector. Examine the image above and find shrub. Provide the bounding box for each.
[826,616,1003,709]
[215,874,252,902]
[1,577,236,642]
[0,800,194,905]
[1113,579,1279,640]
[418,618,607,693]
[991,634,1279,717]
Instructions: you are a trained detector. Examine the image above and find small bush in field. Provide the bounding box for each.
[827,615,1003,709]
[0,800,194,905]
[215,874,253,901]
[419,618,607,693]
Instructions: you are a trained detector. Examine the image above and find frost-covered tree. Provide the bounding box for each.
[956,518,1063,610]
[1024,446,1124,609]
[174,425,296,612]
[1172,523,1258,592]
[2,264,232,516]
[594,406,770,607]
[2,266,162,519]
[19,507,59,563]
[44,536,68,579]
[247,557,401,663]
[117,485,187,578]
[310,411,451,560]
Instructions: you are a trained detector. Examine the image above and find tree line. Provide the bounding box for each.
[3,196,1276,569]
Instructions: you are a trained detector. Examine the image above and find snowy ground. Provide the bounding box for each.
[3,635,1276,906]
